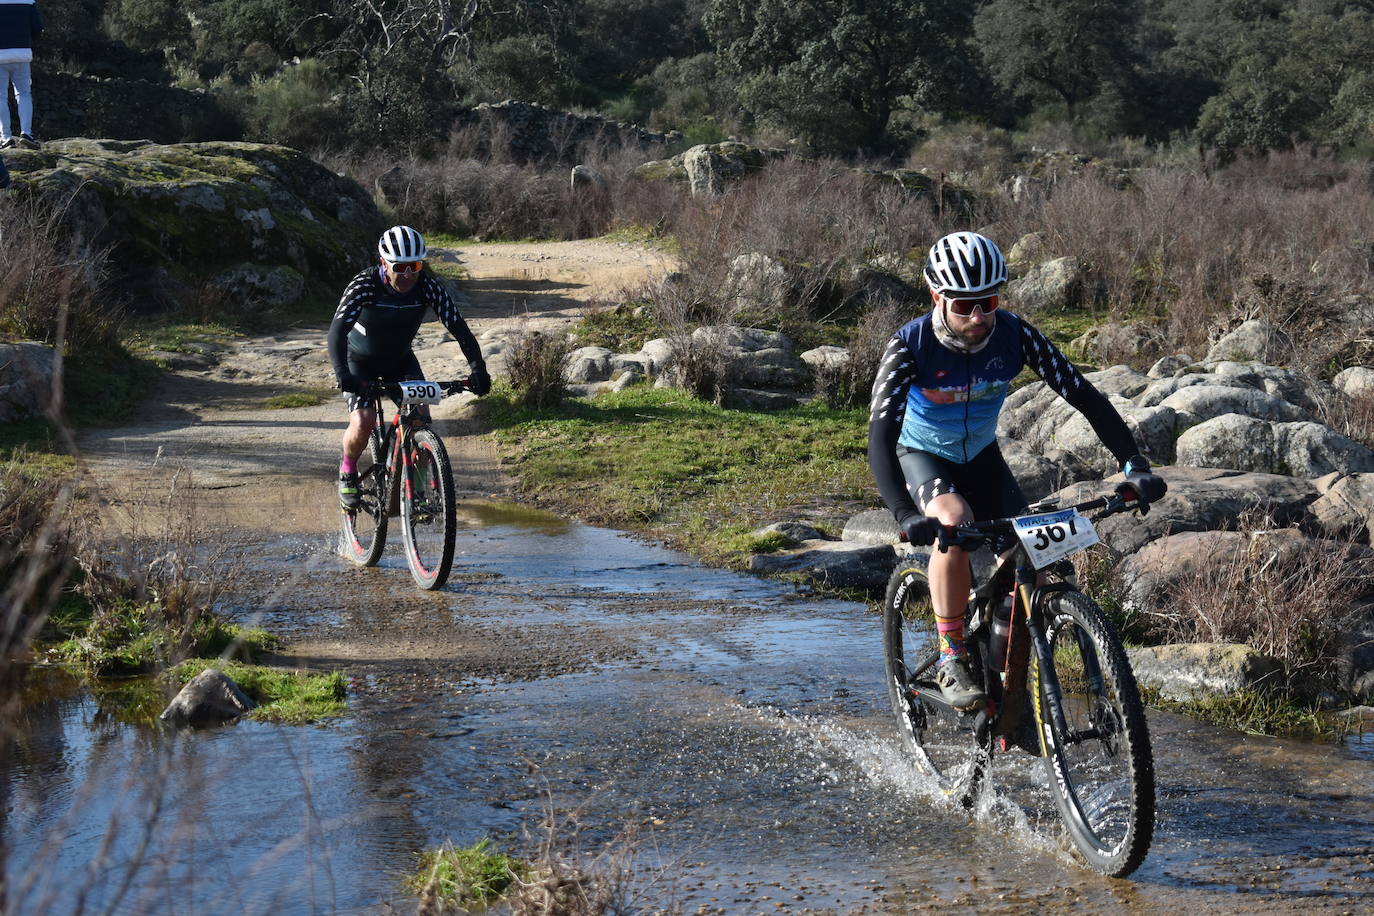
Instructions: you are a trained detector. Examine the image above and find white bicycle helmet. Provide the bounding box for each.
[923,231,1007,295]
[378,225,427,262]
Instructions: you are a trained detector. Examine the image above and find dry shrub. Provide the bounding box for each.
[906,121,1016,189]
[813,298,909,409]
[0,187,120,354]
[73,470,236,672]
[644,272,735,403]
[1322,388,1374,451]
[323,127,672,243]
[1146,522,1372,685]
[992,156,1374,369]
[665,330,731,405]
[0,457,83,664]
[508,799,665,916]
[508,330,573,408]
[668,159,945,336]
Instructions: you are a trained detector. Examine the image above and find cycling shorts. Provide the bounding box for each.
[343,350,424,414]
[897,441,1026,521]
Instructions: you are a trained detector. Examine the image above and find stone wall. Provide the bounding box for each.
[28,68,235,144]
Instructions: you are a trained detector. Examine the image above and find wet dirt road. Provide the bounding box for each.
[9,500,1374,915]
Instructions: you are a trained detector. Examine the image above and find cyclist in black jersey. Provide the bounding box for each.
[868,231,1164,711]
[329,225,490,509]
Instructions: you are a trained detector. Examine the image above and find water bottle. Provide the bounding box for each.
[988,594,1013,671]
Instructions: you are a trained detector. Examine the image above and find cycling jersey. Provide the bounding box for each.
[327,266,484,384]
[868,309,1138,523]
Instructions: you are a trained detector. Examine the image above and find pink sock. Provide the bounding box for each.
[340,455,357,475]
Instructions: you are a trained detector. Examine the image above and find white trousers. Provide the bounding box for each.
[0,62,34,140]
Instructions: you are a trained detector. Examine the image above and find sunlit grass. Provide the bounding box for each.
[477,385,872,566]
[405,838,527,907]
[171,659,347,724]
[262,390,332,409]
[1140,685,1339,740]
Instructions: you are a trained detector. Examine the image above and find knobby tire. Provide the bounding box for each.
[882,562,988,807]
[401,427,457,590]
[1035,590,1155,877]
[341,422,389,566]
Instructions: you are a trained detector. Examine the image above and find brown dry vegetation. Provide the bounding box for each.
[1142,515,1374,690]
[328,137,1374,394]
[0,189,120,355]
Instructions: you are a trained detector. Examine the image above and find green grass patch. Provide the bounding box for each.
[426,232,478,249]
[405,838,528,908]
[477,386,873,566]
[1027,307,1112,354]
[1140,686,1341,740]
[262,390,333,409]
[123,319,240,356]
[50,599,276,677]
[171,659,347,724]
[739,530,793,554]
[571,302,662,352]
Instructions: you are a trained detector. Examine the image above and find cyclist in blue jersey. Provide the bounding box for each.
[329,225,490,509]
[868,231,1163,711]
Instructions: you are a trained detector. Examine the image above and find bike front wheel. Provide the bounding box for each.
[882,562,987,806]
[340,424,388,566]
[401,427,457,589]
[1036,590,1155,877]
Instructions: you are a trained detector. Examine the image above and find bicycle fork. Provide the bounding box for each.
[1024,581,1111,747]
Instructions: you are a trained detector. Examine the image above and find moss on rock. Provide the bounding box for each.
[4,139,383,313]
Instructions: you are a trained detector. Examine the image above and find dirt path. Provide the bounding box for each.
[79,239,673,532]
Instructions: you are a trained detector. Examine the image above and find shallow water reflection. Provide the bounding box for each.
[7,510,1374,914]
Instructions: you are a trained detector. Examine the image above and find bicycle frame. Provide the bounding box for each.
[903,492,1132,746]
[885,487,1158,876]
[357,383,446,518]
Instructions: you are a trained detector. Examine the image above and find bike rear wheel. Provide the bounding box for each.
[401,427,457,589]
[341,424,388,566]
[1036,590,1155,877]
[882,562,987,806]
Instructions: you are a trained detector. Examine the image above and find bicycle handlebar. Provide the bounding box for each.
[367,378,473,401]
[896,489,1143,551]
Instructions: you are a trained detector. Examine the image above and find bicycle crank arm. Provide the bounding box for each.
[908,684,996,724]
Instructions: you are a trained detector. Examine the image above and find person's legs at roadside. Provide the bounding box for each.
[10,62,37,147]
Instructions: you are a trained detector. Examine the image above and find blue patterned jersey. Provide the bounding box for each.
[867,310,1137,521]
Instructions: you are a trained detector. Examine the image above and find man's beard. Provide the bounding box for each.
[931,304,994,354]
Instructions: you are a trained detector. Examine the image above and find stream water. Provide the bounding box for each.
[7,506,1374,914]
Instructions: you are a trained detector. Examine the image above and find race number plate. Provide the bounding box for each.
[1013,508,1099,569]
[398,380,443,405]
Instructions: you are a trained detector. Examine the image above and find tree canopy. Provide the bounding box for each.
[65,0,1374,157]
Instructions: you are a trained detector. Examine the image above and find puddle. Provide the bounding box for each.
[7,509,1374,914]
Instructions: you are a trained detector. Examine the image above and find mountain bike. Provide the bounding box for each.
[882,487,1157,877]
[339,378,471,590]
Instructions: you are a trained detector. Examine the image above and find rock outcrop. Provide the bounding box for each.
[3,139,382,311]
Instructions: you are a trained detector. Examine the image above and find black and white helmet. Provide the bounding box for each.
[378,225,427,262]
[923,231,1007,295]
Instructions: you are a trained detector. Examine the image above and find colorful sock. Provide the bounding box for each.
[936,617,965,663]
[340,454,357,475]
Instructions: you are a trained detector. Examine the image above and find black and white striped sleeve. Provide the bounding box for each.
[1019,320,1138,467]
[424,276,485,369]
[867,335,920,522]
[328,271,373,379]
